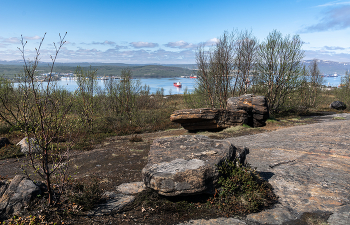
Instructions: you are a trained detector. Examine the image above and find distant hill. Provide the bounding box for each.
[303,60,350,75]
[0,63,195,78]
[1,60,349,78]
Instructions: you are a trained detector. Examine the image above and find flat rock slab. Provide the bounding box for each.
[177,218,247,225]
[116,182,146,195]
[87,191,135,216]
[224,114,350,224]
[142,135,248,196]
[170,108,248,131]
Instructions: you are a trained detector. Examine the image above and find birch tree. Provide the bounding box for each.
[254,30,304,112]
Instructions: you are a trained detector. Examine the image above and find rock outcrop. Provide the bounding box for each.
[226,116,350,225]
[142,135,249,196]
[330,101,346,110]
[170,94,268,131]
[170,108,248,131]
[226,94,269,127]
[87,192,135,216]
[0,175,41,219]
[16,137,41,154]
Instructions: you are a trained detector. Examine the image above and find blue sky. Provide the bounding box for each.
[0,0,350,64]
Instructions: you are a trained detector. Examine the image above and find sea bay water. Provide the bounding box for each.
[15,76,344,95]
[56,77,197,95]
[323,75,344,87]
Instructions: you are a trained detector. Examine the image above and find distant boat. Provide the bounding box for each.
[173,82,182,88]
[60,76,70,80]
[190,75,197,78]
[324,73,338,77]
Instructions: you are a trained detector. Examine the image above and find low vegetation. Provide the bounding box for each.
[207,160,278,214]
[0,144,22,160]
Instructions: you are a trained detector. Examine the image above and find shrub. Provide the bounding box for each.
[0,144,23,160]
[68,177,102,211]
[335,70,350,107]
[208,160,277,214]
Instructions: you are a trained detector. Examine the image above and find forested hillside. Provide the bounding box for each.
[0,63,194,78]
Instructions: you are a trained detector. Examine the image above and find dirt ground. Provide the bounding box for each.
[0,114,334,224]
[0,116,319,183]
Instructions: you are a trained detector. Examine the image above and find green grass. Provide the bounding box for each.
[332,116,346,120]
[221,126,245,133]
[289,117,302,121]
[266,119,278,123]
[0,144,23,160]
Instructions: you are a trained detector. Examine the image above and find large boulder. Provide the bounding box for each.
[170,108,248,131]
[142,135,249,196]
[330,101,346,110]
[0,175,41,218]
[226,94,269,127]
[170,94,269,131]
[16,137,41,154]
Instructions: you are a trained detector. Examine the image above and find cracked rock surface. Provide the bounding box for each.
[224,113,350,225]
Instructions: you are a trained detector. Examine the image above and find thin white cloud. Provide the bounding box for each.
[323,46,346,50]
[301,5,350,32]
[317,1,350,7]
[165,40,196,49]
[304,49,350,62]
[23,36,42,40]
[0,37,195,63]
[56,47,195,63]
[130,42,159,48]
[0,44,195,63]
[115,45,129,50]
[92,40,116,45]
[3,37,21,44]
[3,42,350,64]
[204,38,219,46]
[79,41,117,46]
[64,41,74,45]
